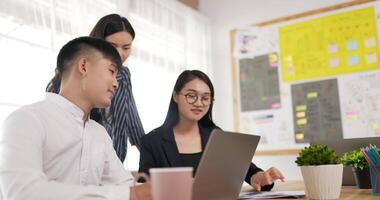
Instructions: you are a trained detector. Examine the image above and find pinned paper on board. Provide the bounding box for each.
[279,7,380,82]
[291,79,343,143]
[339,71,380,138]
[234,27,278,58]
[239,53,281,111]
[234,28,258,58]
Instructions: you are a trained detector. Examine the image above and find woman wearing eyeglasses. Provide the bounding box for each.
[138,70,284,191]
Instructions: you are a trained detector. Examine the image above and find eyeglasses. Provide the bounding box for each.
[179,92,213,106]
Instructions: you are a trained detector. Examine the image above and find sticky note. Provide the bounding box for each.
[346,112,358,120]
[365,37,376,48]
[329,58,339,68]
[296,105,307,111]
[346,40,358,51]
[284,55,293,62]
[261,96,268,101]
[269,61,278,68]
[347,55,359,66]
[365,53,378,64]
[328,43,338,54]
[286,66,295,74]
[295,133,304,140]
[307,92,318,99]
[296,112,306,118]
[371,122,379,129]
[271,102,281,109]
[269,54,278,61]
[296,118,307,125]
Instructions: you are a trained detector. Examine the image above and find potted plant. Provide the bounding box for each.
[295,145,343,200]
[340,149,371,189]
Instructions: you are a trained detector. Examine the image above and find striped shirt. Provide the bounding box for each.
[105,66,145,162]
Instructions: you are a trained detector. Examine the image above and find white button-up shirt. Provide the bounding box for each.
[0,93,134,200]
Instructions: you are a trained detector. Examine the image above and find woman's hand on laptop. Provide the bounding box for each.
[250,167,285,191]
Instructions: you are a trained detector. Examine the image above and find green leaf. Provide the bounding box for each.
[340,149,368,170]
[295,145,340,166]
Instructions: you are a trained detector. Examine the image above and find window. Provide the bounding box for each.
[0,0,211,171]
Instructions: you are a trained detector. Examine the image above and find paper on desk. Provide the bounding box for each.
[238,190,305,199]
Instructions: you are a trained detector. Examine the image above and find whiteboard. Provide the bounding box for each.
[231,1,380,151]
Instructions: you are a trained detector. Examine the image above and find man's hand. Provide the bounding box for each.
[130,183,152,200]
[250,167,285,191]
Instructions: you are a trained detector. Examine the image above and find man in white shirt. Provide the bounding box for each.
[0,37,151,200]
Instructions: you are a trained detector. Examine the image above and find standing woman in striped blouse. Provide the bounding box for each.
[46,14,145,163]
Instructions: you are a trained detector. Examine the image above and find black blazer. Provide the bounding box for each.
[138,124,274,190]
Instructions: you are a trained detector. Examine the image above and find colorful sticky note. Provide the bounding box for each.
[284,55,293,62]
[346,40,358,51]
[307,92,318,99]
[347,55,359,66]
[370,122,379,129]
[365,52,378,64]
[296,112,306,118]
[364,37,376,48]
[286,66,295,74]
[295,132,304,140]
[269,54,278,67]
[329,58,339,68]
[328,43,339,54]
[271,102,281,109]
[296,105,307,111]
[346,112,358,120]
[296,118,307,125]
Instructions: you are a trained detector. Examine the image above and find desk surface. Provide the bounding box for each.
[243,181,377,200]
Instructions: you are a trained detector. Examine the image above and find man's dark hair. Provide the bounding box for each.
[46,36,122,92]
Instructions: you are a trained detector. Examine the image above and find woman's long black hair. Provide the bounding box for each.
[45,14,135,124]
[162,70,216,128]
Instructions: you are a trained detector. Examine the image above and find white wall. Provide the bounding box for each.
[198,0,351,180]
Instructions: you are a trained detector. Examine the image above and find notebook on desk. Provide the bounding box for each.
[192,129,260,200]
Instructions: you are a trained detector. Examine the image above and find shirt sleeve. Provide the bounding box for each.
[0,109,131,200]
[245,163,274,191]
[100,131,135,186]
[125,90,145,147]
[138,135,156,176]
[124,69,145,147]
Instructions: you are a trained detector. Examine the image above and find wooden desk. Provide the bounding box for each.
[242,181,377,199]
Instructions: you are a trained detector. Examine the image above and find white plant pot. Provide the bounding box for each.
[300,164,343,200]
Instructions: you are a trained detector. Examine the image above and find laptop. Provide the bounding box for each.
[192,129,260,200]
[312,137,380,186]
